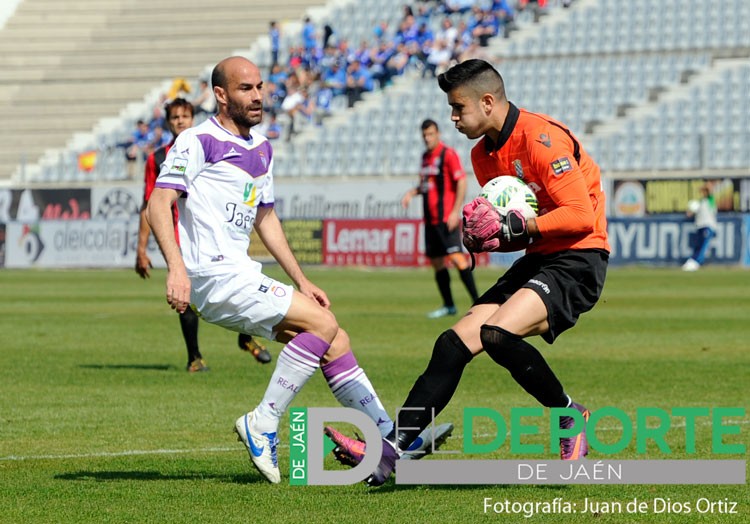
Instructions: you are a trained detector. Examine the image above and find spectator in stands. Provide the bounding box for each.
[125,119,154,162]
[257,111,282,140]
[354,39,373,67]
[150,125,172,150]
[436,17,459,53]
[395,14,419,45]
[166,77,192,101]
[311,76,335,125]
[148,105,167,132]
[373,20,390,42]
[414,3,433,27]
[192,79,216,116]
[682,184,718,271]
[518,0,548,23]
[455,19,475,51]
[415,21,435,50]
[280,84,313,140]
[135,97,272,370]
[269,21,281,70]
[345,59,374,107]
[337,38,356,64]
[425,37,453,77]
[268,63,289,86]
[323,61,347,96]
[302,16,317,54]
[386,42,412,79]
[442,0,474,15]
[370,41,397,88]
[262,79,285,117]
[217,1,518,135]
[472,8,501,47]
[287,45,304,69]
[401,118,479,318]
[322,23,335,48]
[492,0,516,38]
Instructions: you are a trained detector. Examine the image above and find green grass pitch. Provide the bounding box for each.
[0,266,747,523]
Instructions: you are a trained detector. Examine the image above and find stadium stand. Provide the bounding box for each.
[3,0,749,184]
[0,0,326,184]
[273,0,750,178]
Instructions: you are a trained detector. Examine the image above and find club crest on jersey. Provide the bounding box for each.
[513,159,524,179]
[550,157,572,176]
[258,151,268,170]
[169,157,187,175]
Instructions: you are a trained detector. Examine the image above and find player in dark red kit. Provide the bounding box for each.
[401,119,479,318]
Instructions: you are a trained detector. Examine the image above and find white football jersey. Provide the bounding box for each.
[155,117,274,275]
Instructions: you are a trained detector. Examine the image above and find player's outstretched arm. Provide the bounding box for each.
[146,187,190,313]
[254,205,331,308]
[135,207,153,278]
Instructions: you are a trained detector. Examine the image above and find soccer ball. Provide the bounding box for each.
[687,199,700,213]
[479,176,538,219]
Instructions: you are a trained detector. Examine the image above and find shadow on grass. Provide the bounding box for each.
[55,470,265,484]
[78,364,174,371]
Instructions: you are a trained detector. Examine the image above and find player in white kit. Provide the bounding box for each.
[147,57,449,485]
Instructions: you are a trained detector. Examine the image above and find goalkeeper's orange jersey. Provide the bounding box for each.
[471,103,610,255]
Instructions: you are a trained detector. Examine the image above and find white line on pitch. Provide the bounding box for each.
[0,446,241,461]
[1,419,745,462]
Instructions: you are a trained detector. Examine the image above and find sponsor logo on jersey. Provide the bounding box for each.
[259,277,273,293]
[536,133,551,147]
[528,278,551,294]
[223,147,241,159]
[169,158,188,175]
[550,157,572,176]
[244,182,256,206]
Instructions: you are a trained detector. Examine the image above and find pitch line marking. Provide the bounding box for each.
[1,420,746,462]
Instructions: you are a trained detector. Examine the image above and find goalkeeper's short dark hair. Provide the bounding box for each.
[438,59,506,100]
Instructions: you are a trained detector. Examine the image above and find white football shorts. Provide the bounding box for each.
[190,266,294,340]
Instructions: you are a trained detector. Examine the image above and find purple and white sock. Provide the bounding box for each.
[253,332,330,433]
[322,352,394,437]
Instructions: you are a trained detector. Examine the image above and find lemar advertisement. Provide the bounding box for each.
[322,219,426,267]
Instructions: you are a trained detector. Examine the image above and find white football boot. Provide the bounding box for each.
[234,411,280,484]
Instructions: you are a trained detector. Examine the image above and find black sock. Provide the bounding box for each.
[388,330,473,450]
[458,267,480,302]
[435,268,454,308]
[179,307,201,362]
[480,325,568,408]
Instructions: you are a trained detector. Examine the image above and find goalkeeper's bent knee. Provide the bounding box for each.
[480,324,523,368]
[480,324,568,408]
